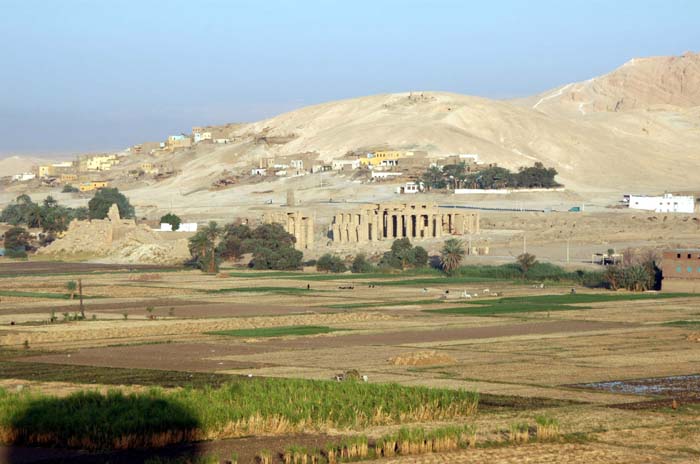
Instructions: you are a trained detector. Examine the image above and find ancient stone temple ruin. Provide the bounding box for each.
[263,210,315,250]
[331,203,479,244]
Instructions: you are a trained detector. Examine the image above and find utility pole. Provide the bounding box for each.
[78,279,84,319]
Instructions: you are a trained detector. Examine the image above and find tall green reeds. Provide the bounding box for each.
[0,379,478,450]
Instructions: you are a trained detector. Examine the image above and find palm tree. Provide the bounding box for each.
[440,239,466,275]
[188,221,222,273]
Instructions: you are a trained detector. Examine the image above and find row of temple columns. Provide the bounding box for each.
[263,211,314,250]
[331,206,479,244]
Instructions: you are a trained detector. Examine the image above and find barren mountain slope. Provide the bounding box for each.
[0,156,53,176]
[525,51,700,116]
[213,86,700,192]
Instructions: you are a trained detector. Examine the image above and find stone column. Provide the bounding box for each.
[435,214,443,237]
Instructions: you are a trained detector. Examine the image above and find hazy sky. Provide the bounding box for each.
[1,0,698,156]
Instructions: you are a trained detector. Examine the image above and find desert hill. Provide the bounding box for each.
[524,51,700,115]
[0,156,54,177]
[2,52,700,207]
[199,52,700,193]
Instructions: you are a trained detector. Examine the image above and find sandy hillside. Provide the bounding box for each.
[0,155,54,176]
[3,52,700,206]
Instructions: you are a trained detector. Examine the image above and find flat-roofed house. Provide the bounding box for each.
[662,249,700,292]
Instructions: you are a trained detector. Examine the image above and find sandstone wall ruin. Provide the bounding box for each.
[262,210,315,250]
[331,202,479,244]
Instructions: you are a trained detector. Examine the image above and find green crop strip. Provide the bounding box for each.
[427,293,700,316]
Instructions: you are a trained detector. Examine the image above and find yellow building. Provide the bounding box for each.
[79,181,108,192]
[359,150,408,167]
[166,135,192,150]
[39,165,53,178]
[82,154,119,172]
[39,162,75,178]
[60,173,78,183]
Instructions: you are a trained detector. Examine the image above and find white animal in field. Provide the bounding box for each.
[461,291,472,299]
[483,288,490,293]
[362,375,368,382]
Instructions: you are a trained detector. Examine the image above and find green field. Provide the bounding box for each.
[662,320,700,328]
[206,325,342,338]
[328,299,444,309]
[0,379,479,450]
[428,293,700,316]
[0,290,101,300]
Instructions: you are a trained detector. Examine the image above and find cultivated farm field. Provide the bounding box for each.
[1,261,700,463]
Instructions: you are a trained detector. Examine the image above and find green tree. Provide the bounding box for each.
[351,254,374,273]
[160,212,182,231]
[218,223,253,260]
[188,221,222,273]
[421,165,446,190]
[379,238,428,270]
[516,253,538,278]
[66,281,77,299]
[440,238,466,275]
[317,254,347,273]
[3,226,30,258]
[470,166,514,189]
[251,246,303,270]
[88,188,135,220]
[514,162,560,188]
[62,184,79,193]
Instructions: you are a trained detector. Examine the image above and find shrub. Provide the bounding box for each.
[88,188,135,219]
[3,226,30,258]
[159,213,181,231]
[317,254,347,273]
[379,239,428,270]
[61,184,79,193]
[351,254,373,273]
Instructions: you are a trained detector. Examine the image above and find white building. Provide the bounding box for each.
[627,193,696,213]
[251,168,267,176]
[371,171,402,180]
[159,222,198,232]
[291,160,304,169]
[194,132,211,143]
[11,172,36,182]
[214,138,229,144]
[397,181,424,194]
[331,159,360,171]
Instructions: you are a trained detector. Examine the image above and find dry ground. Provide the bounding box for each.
[1,263,700,462]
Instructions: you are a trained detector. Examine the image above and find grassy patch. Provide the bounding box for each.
[0,290,101,300]
[371,276,499,287]
[205,286,317,295]
[428,292,700,316]
[0,379,478,450]
[227,269,441,281]
[206,325,342,338]
[662,320,700,328]
[328,299,444,309]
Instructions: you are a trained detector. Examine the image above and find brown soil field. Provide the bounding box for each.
[2,263,700,462]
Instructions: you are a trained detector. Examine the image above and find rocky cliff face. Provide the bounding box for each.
[528,52,700,115]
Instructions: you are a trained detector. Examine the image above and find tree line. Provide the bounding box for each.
[421,162,560,190]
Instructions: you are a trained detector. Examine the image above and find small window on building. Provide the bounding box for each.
[689,254,693,259]
[678,253,682,258]
[688,266,693,273]
[677,266,682,273]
